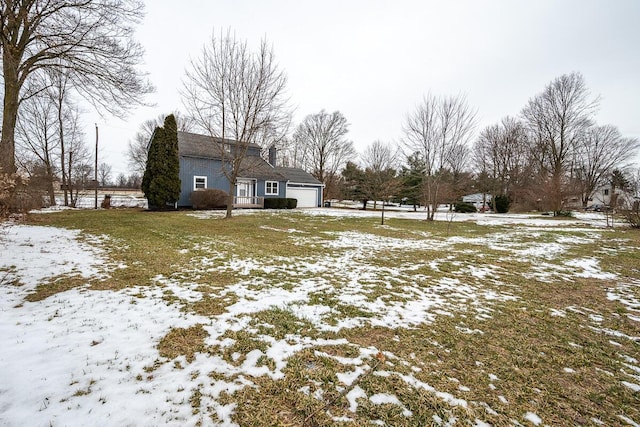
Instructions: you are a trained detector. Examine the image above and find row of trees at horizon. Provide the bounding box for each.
[0,0,152,212]
[315,72,640,217]
[122,41,639,216]
[2,2,638,216]
[129,70,640,218]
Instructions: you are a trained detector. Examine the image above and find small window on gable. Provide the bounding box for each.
[194,176,207,190]
[604,189,609,196]
[265,181,279,195]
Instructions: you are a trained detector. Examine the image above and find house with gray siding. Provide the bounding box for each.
[177,131,323,208]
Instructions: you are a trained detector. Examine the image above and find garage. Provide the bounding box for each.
[287,187,318,208]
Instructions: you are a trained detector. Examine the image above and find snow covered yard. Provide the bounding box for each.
[1,209,639,426]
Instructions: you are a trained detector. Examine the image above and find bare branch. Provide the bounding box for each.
[181,28,291,218]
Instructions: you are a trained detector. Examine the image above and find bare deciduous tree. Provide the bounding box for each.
[1,0,153,181]
[15,69,88,206]
[572,124,639,208]
[291,110,356,199]
[473,116,530,203]
[47,69,83,206]
[127,111,196,175]
[61,105,89,207]
[182,29,290,218]
[403,93,476,220]
[15,88,59,205]
[361,140,400,224]
[522,72,598,214]
[98,162,113,187]
[361,140,399,209]
[362,140,398,173]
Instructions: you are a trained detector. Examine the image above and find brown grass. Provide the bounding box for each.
[158,324,209,363]
[22,209,640,425]
[25,275,89,302]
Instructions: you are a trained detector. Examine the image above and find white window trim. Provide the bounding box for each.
[265,181,279,195]
[194,176,207,190]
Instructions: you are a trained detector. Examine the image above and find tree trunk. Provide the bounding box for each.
[428,183,439,221]
[551,170,562,215]
[68,151,75,206]
[58,95,69,206]
[1,48,22,212]
[45,160,56,206]
[1,54,20,175]
[226,179,234,219]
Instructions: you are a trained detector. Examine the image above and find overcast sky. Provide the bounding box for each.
[86,0,640,177]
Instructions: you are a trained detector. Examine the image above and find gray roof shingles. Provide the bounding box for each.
[177,131,261,159]
[275,167,323,185]
[177,131,322,186]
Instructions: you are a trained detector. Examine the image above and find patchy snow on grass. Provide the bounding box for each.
[369,393,412,417]
[302,207,610,228]
[622,381,640,392]
[0,224,107,291]
[0,208,632,426]
[0,226,210,426]
[524,411,542,425]
[618,414,640,427]
[607,279,640,322]
[565,257,617,279]
[346,386,367,412]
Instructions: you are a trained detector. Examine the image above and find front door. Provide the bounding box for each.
[236,180,254,205]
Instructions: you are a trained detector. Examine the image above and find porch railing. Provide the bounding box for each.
[233,196,264,208]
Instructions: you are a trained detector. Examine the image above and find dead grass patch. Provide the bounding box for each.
[187,294,238,317]
[25,274,89,302]
[250,307,322,340]
[158,324,209,363]
[22,209,640,425]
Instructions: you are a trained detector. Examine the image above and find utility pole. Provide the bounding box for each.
[94,124,99,209]
[68,150,73,207]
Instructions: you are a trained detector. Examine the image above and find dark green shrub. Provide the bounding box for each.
[264,198,282,209]
[190,189,228,209]
[494,195,510,213]
[454,202,477,213]
[264,197,297,209]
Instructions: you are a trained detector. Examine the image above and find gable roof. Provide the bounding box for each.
[238,156,287,181]
[275,167,323,185]
[176,131,323,186]
[177,131,261,159]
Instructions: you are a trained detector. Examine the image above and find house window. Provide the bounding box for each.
[265,181,279,195]
[194,176,207,190]
[604,189,609,196]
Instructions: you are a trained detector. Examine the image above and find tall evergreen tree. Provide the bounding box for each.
[341,161,367,208]
[398,153,425,211]
[142,114,181,209]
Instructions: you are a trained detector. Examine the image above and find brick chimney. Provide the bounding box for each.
[268,146,277,167]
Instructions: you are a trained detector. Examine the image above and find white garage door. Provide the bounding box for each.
[287,187,318,208]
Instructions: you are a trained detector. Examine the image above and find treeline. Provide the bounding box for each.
[0,1,151,214]
[278,72,639,216]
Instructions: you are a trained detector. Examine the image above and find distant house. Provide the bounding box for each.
[589,184,631,209]
[462,193,492,211]
[177,131,324,208]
